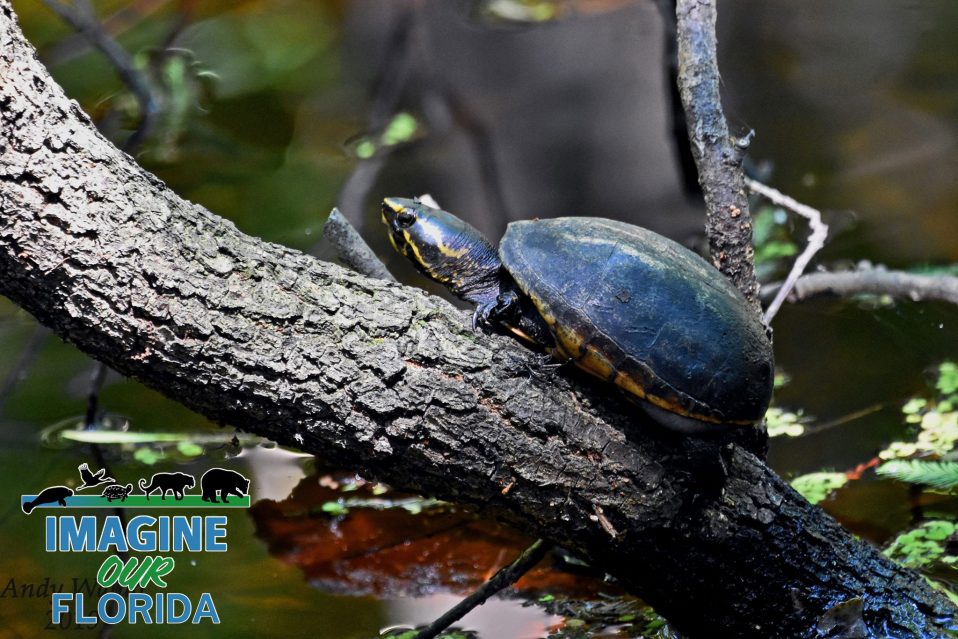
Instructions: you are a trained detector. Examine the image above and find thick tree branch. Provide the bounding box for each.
[675,0,761,309]
[0,4,954,637]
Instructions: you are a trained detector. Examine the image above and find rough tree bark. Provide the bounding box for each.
[0,3,955,638]
[676,0,761,309]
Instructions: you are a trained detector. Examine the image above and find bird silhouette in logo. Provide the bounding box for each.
[77,463,115,491]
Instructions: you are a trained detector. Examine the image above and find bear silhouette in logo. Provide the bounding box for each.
[22,486,73,514]
[139,472,195,500]
[200,468,249,503]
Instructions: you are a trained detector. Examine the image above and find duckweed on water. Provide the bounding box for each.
[884,520,958,570]
[790,472,848,505]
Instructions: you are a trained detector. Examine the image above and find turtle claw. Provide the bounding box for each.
[472,302,495,331]
[472,291,519,332]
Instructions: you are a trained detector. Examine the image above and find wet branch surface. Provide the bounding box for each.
[0,3,955,638]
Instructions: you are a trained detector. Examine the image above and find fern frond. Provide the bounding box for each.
[877,460,958,489]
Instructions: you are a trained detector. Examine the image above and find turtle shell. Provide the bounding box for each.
[499,217,774,428]
[103,485,128,497]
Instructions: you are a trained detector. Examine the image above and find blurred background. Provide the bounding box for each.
[1,1,957,637]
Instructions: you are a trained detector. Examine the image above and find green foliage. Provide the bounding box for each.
[766,406,807,437]
[908,264,958,278]
[317,496,445,517]
[350,112,423,159]
[751,206,798,279]
[879,361,958,461]
[884,521,958,569]
[533,594,677,639]
[876,460,958,489]
[790,472,848,504]
[476,0,560,24]
[133,447,163,466]
[938,362,958,396]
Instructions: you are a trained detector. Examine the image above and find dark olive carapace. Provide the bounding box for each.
[383,197,774,433]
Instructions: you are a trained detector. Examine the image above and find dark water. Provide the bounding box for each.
[2,0,957,636]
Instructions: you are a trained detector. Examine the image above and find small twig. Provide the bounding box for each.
[746,179,829,324]
[761,268,958,307]
[322,208,396,282]
[42,0,158,151]
[83,361,110,427]
[412,539,553,639]
[591,503,619,539]
[44,0,170,67]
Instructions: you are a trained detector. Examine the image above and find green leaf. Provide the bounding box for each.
[938,362,958,396]
[877,460,958,490]
[176,441,204,457]
[133,448,162,466]
[354,139,376,159]
[791,472,847,504]
[381,112,419,146]
[766,407,807,438]
[885,520,958,569]
[320,500,349,516]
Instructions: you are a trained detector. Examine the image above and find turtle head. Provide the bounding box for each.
[382,197,501,304]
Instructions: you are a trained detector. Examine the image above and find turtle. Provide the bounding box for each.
[102,483,134,503]
[382,197,774,433]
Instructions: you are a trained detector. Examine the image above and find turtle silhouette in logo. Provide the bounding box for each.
[22,486,73,514]
[139,472,195,500]
[77,463,115,490]
[102,483,134,503]
[200,468,249,504]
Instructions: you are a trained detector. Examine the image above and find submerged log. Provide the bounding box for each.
[0,3,954,637]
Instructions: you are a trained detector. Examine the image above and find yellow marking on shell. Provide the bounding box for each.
[612,371,752,425]
[575,344,617,382]
[529,289,753,426]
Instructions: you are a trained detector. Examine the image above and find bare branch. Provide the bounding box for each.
[763,267,958,306]
[675,0,760,309]
[322,208,396,282]
[41,0,157,151]
[746,179,830,323]
[412,539,553,639]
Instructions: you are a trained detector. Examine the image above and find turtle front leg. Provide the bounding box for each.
[472,290,521,331]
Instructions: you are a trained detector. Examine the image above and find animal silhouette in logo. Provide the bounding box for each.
[200,468,249,503]
[22,486,73,514]
[139,472,195,500]
[102,483,134,502]
[77,463,114,490]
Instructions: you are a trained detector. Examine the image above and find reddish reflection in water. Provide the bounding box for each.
[251,468,615,600]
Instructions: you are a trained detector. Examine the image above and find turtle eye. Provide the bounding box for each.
[397,210,417,228]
